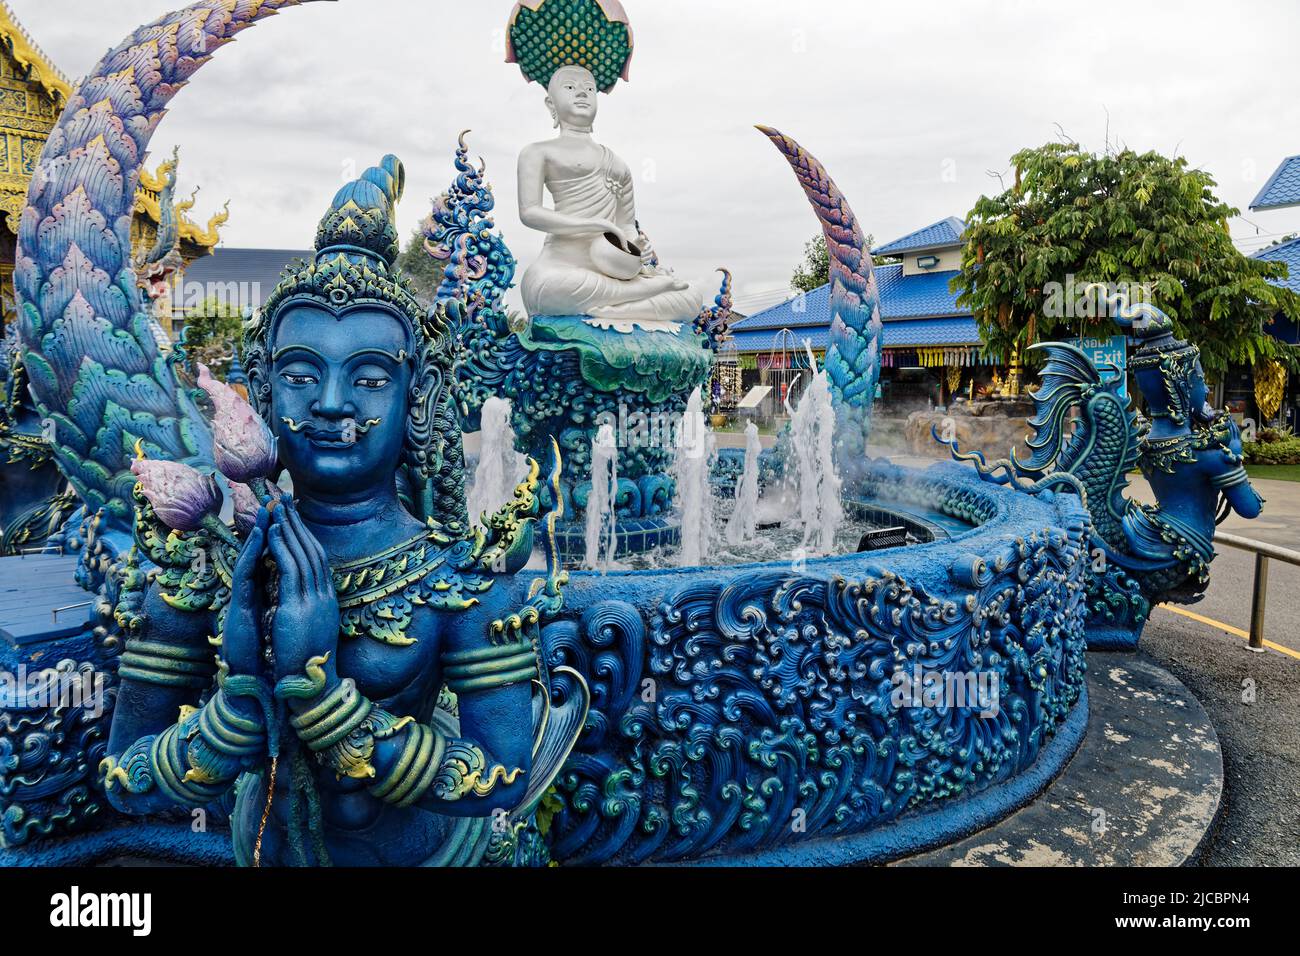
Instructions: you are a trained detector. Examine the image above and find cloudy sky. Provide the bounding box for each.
[13,0,1300,315]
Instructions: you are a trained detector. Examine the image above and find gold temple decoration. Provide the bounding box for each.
[1004,343,1024,397]
[1254,359,1286,424]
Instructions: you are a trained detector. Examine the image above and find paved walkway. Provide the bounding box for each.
[1141,614,1300,865]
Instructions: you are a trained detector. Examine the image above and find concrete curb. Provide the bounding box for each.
[898,652,1223,866]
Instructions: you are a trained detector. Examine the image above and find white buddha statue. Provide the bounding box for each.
[517,64,703,332]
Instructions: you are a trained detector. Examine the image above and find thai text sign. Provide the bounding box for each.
[1070,335,1127,397]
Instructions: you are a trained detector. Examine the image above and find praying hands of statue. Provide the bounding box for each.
[222,503,272,678]
[266,500,341,686]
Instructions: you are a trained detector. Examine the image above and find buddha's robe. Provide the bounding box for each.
[521,146,702,330]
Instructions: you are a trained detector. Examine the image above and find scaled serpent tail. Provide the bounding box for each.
[13,0,320,529]
[757,126,883,477]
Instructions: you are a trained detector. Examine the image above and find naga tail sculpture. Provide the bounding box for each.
[13,0,317,534]
[758,127,883,476]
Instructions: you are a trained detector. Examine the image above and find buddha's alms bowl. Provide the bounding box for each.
[591,232,644,280]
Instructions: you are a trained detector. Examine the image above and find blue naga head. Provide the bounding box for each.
[243,156,454,513]
[1115,301,1216,430]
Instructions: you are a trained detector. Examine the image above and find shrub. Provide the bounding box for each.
[1244,436,1300,465]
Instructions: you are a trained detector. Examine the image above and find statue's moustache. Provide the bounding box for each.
[280,417,382,437]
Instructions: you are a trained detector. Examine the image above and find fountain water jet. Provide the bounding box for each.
[584,422,619,570]
[724,421,762,545]
[673,387,715,566]
[467,396,528,527]
[787,363,843,555]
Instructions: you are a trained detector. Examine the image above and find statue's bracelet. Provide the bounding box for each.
[441,639,539,695]
[289,677,373,753]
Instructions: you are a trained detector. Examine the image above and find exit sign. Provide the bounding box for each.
[1069,335,1127,398]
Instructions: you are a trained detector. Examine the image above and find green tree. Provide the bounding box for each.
[791,234,830,293]
[181,295,243,374]
[395,225,443,308]
[791,232,879,294]
[953,141,1300,375]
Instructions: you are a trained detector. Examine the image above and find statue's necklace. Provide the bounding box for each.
[329,525,494,647]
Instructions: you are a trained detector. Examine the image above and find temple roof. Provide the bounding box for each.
[727,262,977,352]
[1250,157,1300,212]
[731,262,968,331]
[0,1,70,107]
[1253,235,1300,294]
[1252,236,1300,346]
[873,217,967,256]
[728,316,982,353]
[136,155,229,251]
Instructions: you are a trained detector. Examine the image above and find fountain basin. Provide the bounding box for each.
[535,458,1091,865]
[500,314,714,555]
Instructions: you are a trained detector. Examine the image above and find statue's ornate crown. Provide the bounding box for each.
[259,155,426,335]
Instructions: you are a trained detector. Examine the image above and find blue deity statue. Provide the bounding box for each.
[98,155,585,867]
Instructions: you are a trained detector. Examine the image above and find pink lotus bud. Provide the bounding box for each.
[131,457,222,532]
[229,479,282,537]
[198,362,278,483]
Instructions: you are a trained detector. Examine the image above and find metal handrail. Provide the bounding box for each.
[51,601,93,623]
[1213,531,1300,651]
[17,545,64,556]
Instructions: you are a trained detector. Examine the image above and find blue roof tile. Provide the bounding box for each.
[882,317,982,347]
[731,284,834,330]
[726,316,981,354]
[730,263,966,335]
[1252,235,1300,294]
[727,327,832,353]
[1252,237,1300,345]
[731,284,833,330]
[1250,157,1300,211]
[875,264,966,319]
[873,217,966,256]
